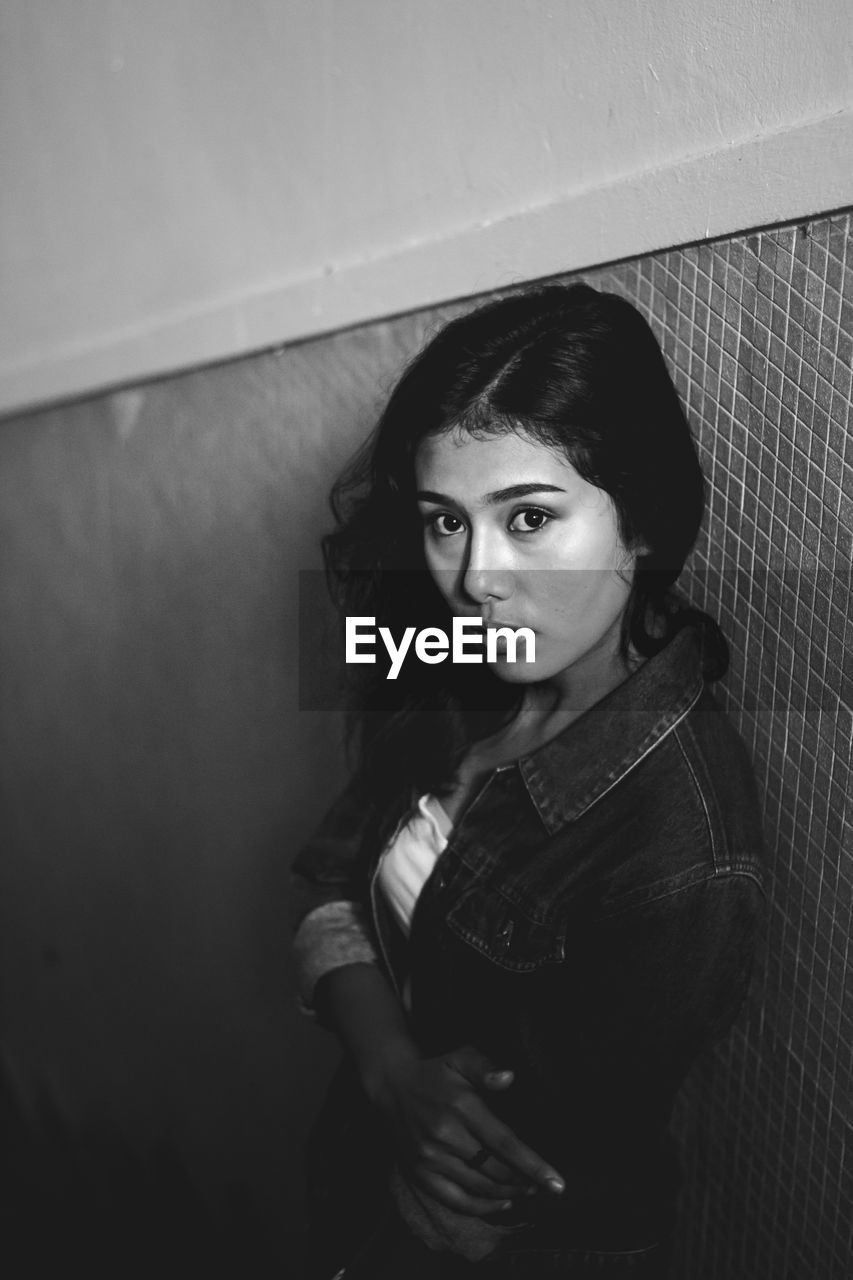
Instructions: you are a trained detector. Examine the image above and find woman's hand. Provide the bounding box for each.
[364,1042,565,1216]
[313,966,564,1216]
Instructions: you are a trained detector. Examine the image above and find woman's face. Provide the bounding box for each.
[414,428,638,692]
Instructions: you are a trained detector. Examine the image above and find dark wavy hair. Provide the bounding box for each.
[323,282,727,819]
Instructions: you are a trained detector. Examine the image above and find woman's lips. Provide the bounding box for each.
[488,625,536,649]
[480,617,531,630]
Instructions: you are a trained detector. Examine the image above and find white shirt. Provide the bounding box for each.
[376,793,453,936]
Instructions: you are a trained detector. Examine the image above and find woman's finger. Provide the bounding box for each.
[417,1149,530,1199]
[456,1143,533,1188]
[462,1098,565,1193]
[463,1152,534,1190]
[415,1120,531,1189]
[444,1045,514,1090]
[416,1169,517,1217]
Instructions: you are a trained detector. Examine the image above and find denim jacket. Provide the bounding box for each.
[291,627,765,1261]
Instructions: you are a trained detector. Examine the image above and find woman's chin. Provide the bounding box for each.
[486,658,542,683]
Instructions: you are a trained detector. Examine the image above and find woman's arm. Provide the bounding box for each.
[290,778,385,1010]
[292,783,565,1213]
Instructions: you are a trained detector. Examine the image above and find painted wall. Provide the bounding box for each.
[2,0,852,415]
[0,313,450,1267]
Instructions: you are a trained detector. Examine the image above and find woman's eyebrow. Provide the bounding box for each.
[417,483,566,505]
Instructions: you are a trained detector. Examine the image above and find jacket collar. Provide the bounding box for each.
[517,627,705,834]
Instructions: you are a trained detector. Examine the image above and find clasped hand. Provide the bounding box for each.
[366,1043,565,1217]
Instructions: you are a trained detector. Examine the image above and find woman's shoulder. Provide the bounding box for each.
[613,679,766,894]
[676,684,765,860]
[566,675,764,925]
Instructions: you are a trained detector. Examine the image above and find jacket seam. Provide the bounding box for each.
[533,680,704,832]
[598,866,765,921]
[672,722,721,873]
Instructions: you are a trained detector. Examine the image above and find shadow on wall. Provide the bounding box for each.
[0,321,444,1267]
[0,1050,297,1277]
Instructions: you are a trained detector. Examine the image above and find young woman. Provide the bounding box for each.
[291,283,765,1279]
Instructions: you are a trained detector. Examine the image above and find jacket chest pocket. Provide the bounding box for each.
[444,887,566,973]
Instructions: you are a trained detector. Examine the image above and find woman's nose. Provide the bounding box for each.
[462,532,513,604]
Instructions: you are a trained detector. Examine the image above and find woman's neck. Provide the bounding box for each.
[440,638,645,822]
[535,649,640,731]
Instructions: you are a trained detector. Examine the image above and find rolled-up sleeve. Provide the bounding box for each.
[290,777,382,1012]
[292,901,380,1011]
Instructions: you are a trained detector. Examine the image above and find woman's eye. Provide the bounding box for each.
[508,508,551,533]
[428,513,465,537]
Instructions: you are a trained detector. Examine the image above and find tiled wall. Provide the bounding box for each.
[582,214,852,1278]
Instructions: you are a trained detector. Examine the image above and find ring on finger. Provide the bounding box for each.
[469,1147,490,1170]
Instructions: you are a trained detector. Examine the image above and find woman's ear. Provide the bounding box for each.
[619,538,650,570]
